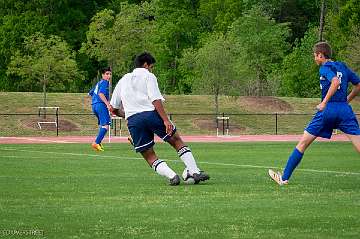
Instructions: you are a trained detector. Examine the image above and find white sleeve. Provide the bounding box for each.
[147,74,165,102]
[110,80,122,109]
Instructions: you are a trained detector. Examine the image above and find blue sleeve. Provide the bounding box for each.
[320,65,337,82]
[88,87,94,96]
[347,67,360,85]
[98,80,109,95]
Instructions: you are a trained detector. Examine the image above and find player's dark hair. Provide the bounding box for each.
[134,52,156,68]
[101,66,112,74]
[313,42,332,59]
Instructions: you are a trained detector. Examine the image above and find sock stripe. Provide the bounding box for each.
[152,159,164,171]
[177,146,191,157]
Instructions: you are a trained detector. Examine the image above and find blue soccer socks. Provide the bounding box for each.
[282,147,304,181]
[95,127,108,144]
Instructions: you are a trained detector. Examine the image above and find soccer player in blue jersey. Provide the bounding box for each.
[89,67,112,152]
[110,52,210,186]
[269,41,360,185]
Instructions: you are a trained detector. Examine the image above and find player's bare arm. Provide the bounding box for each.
[152,99,173,134]
[347,83,360,103]
[317,76,341,111]
[98,93,111,111]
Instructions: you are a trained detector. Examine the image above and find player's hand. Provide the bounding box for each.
[164,120,173,135]
[107,104,114,113]
[316,102,326,111]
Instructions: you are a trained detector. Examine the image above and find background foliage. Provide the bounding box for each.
[1,0,359,97]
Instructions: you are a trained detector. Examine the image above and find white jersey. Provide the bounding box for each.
[110,68,165,119]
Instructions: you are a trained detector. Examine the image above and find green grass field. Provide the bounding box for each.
[1,142,359,238]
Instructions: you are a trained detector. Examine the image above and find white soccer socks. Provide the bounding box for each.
[177,146,200,175]
[152,159,177,179]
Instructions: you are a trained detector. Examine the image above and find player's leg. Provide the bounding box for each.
[282,131,317,180]
[91,105,104,151]
[167,133,200,173]
[166,132,210,183]
[338,105,360,153]
[128,112,180,185]
[92,104,111,151]
[269,109,326,185]
[269,131,316,185]
[94,125,109,146]
[149,111,209,183]
[140,147,180,185]
[345,134,360,153]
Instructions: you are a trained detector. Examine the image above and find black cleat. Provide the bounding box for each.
[169,175,181,186]
[192,171,210,184]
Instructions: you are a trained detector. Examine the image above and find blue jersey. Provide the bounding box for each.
[89,80,110,105]
[319,61,360,102]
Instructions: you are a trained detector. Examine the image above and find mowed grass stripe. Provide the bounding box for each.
[2,144,360,176]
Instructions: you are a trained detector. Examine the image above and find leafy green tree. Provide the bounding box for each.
[150,0,201,93]
[324,0,360,73]
[7,33,83,107]
[81,2,155,81]
[0,12,48,90]
[276,26,319,97]
[198,0,244,33]
[229,7,290,96]
[180,33,239,114]
[344,33,360,73]
[0,0,122,91]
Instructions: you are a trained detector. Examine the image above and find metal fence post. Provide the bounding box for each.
[275,113,278,135]
[56,108,59,136]
[222,112,225,135]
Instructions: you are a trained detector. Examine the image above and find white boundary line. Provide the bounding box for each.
[2,147,360,176]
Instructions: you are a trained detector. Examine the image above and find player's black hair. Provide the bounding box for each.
[313,42,332,59]
[101,66,112,74]
[134,52,156,68]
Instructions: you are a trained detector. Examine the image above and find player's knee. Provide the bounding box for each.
[296,141,310,153]
[168,133,183,146]
[101,125,109,130]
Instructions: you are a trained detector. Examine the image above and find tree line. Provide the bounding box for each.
[1,0,359,100]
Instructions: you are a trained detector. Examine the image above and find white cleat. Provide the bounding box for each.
[268,169,288,186]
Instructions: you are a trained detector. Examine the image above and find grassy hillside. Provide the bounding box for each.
[0,92,359,136]
[1,92,360,114]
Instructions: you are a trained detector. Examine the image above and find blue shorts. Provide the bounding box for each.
[305,102,360,139]
[127,110,176,152]
[92,103,111,126]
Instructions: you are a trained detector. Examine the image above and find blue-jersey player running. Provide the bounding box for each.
[89,67,112,152]
[269,41,360,185]
[110,52,210,186]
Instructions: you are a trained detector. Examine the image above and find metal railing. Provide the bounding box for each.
[1,112,358,137]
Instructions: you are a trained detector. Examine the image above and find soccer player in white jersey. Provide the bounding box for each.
[110,52,210,186]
